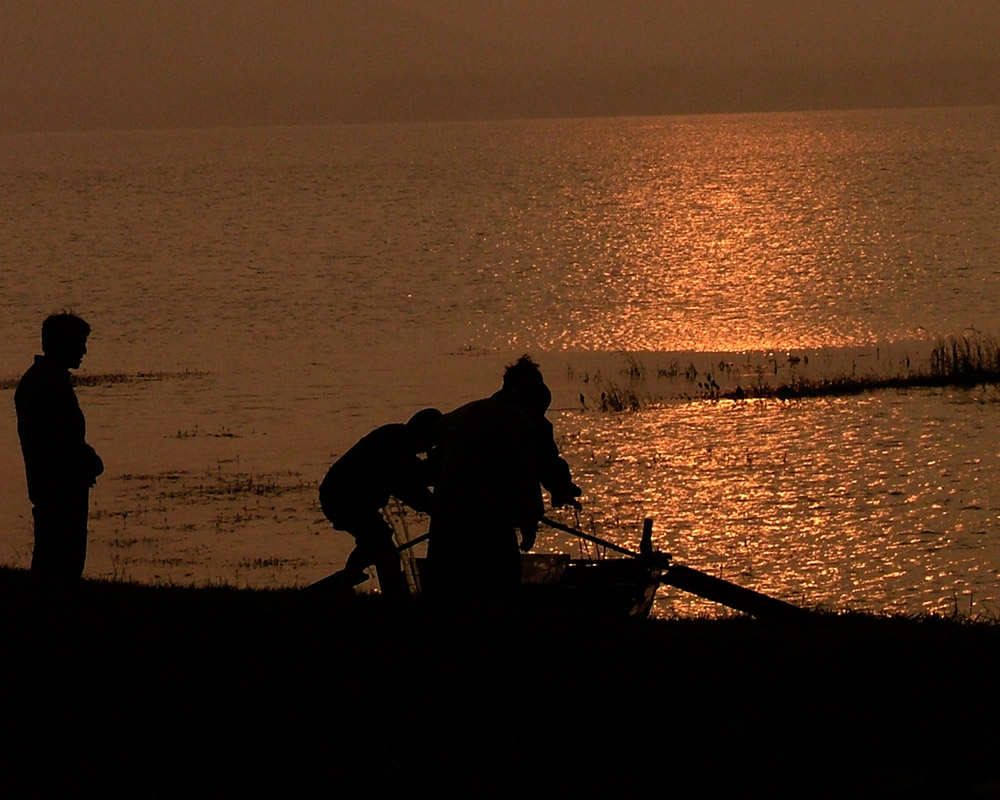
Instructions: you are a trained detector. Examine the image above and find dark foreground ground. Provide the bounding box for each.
[2,566,999,798]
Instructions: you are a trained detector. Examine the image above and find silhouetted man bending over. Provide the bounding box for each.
[319,408,441,596]
[15,313,104,581]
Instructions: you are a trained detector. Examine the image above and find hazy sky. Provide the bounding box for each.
[3,0,999,132]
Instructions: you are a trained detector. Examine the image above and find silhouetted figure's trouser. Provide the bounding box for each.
[338,510,407,597]
[425,516,521,598]
[30,488,90,581]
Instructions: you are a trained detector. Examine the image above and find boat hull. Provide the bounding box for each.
[410,553,661,617]
[518,554,661,617]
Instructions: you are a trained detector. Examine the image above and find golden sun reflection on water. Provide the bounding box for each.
[501,112,983,354]
[542,388,1000,618]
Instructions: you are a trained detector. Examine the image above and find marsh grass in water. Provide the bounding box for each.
[721,333,1000,400]
[577,333,1000,410]
[589,381,645,412]
[170,426,239,439]
[0,370,208,390]
[73,370,208,388]
[94,466,317,561]
[117,467,312,501]
[577,354,697,411]
[929,331,1000,382]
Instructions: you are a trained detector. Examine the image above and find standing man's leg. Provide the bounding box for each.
[426,517,521,597]
[425,515,462,597]
[31,488,89,581]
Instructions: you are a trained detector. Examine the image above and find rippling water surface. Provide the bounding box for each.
[549,378,1000,616]
[2,106,999,616]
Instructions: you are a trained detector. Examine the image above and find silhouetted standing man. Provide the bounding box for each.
[425,356,582,596]
[14,313,104,581]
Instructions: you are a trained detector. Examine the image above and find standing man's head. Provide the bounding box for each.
[41,313,91,370]
[500,355,551,417]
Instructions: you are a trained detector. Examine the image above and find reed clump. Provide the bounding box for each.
[929,331,1000,383]
[721,374,917,401]
[582,334,1000,409]
[595,382,643,412]
[720,332,1000,401]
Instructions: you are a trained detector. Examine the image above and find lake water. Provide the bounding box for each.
[3,105,1000,617]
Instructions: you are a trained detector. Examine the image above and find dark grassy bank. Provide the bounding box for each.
[2,567,1000,798]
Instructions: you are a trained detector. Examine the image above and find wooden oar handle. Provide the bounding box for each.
[540,515,665,561]
[662,564,807,620]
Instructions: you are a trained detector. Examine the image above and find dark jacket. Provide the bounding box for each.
[487,388,581,509]
[14,355,103,505]
[319,423,434,526]
[429,395,544,529]
[522,403,580,508]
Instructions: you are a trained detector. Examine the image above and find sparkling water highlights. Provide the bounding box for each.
[545,382,1000,617]
[3,106,1000,615]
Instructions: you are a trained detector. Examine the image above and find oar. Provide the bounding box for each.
[660,563,807,620]
[540,515,655,560]
[540,516,807,620]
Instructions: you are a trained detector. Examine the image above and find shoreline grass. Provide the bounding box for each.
[3,566,999,795]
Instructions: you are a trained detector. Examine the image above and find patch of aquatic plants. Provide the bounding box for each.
[110,469,312,522]
[237,556,307,570]
[577,355,759,411]
[590,381,644,412]
[620,354,646,380]
[116,471,187,488]
[0,370,204,390]
[715,332,1000,401]
[929,331,1000,382]
[158,469,312,501]
[170,426,239,439]
[575,356,671,411]
[718,374,925,401]
[657,359,726,381]
[575,334,1000,410]
[71,370,208,388]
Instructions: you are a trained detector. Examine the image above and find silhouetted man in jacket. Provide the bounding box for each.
[15,313,104,581]
[319,408,440,596]
[425,355,581,595]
